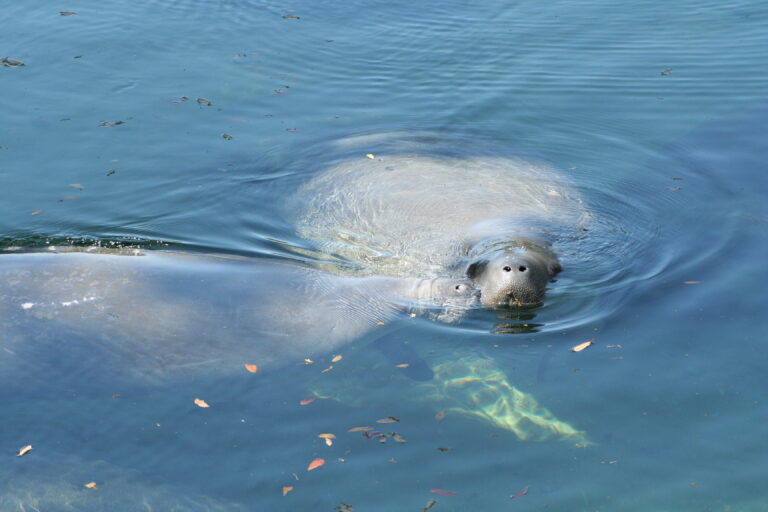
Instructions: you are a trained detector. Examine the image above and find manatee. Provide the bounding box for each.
[0,248,477,394]
[289,149,589,307]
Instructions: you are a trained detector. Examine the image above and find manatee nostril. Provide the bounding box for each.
[503,266,512,272]
[518,265,527,272]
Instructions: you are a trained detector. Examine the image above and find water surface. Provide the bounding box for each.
[1,0,767,510]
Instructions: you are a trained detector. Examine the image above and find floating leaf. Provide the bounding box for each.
[244,364,258,373]
[282,14,300,19]
[106,170,116,176]
[299,396,316,406]
[375,321,385,326]
[434,411,446,421]
[222,133,233,140]
[307,458,325,471]
[690,482,699,488]
[17,445,32,457]
[30,210,43,216]
[365,153,375,159]
[429,489,457,497]
[437,447,450,452]
[395,363,409,368]
[376,416,400,423]
[303,358,314,365]
[318,433,335,446]
[196,98,212,106]
[347,426,373,432]
[571,340,593,352]
[510,486,529,499]
[661,68,672,76]
[84,482,97,489]
[1,57,25,67]
[59,11,78,15]
[194,398,210,408]
[391,433,407,443]
[683,281,700,285]
[331,355,343,363]
[423,500,437,511]
[321,365,334,373]
[282,486,294,496]
[69,183,85,190]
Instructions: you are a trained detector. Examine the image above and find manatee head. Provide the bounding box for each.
[466,242,562,308]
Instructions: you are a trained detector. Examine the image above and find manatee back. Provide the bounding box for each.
[290,154,589,278]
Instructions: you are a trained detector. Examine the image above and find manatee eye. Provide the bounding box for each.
[518,265,527,272]
[503,266,512,272]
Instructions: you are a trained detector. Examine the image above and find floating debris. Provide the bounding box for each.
[307,458,325,471]
[30,210,43,216]
[510,486,529,499]
[106,169,116,176]
[69,183,85,190]
[1,57,25,67]
[222,133,233,140]
[282,486,293,496]
[423,500,437,511]
[429,489,457,497]
[193,398,210,408]
[17,445,33,457]
[437,447,450,452]
[282,14,300,19]
[299,396,316,406]
[683,281,700,285]
[376,416,400,423]
[331,355,343,363]
[365,153,375,159]
[571,340,593,352]
[434,411,446,421]
[59,11,78,15]
[347,426,373,432]
[661,68,672,76]
[98,120,125,127]
[318,433,335,446]
[84,482,97,489]
[244,364,258,373]
[196,98,212,106]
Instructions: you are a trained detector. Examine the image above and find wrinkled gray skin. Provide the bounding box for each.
[290,150,589,307]
[0,249,476,394]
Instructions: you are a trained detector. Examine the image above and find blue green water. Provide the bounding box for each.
[2,0,767,510]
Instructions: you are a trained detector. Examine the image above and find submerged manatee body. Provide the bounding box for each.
[290,148,589,307]
[0,249,476,393]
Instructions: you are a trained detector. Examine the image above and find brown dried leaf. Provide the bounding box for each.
[331,355,343,363]
[299,396,316,406]
[683,281,700,285]
[282,486,294,496]
[571,340,593,352]
[347,426,373,432]
[84,482,97,489]
[307,458,325,471]
[244,364,258,373]
[395,363,409,368]
[194,398,210,408]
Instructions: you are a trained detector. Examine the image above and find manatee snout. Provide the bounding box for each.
[466,247,562,308]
